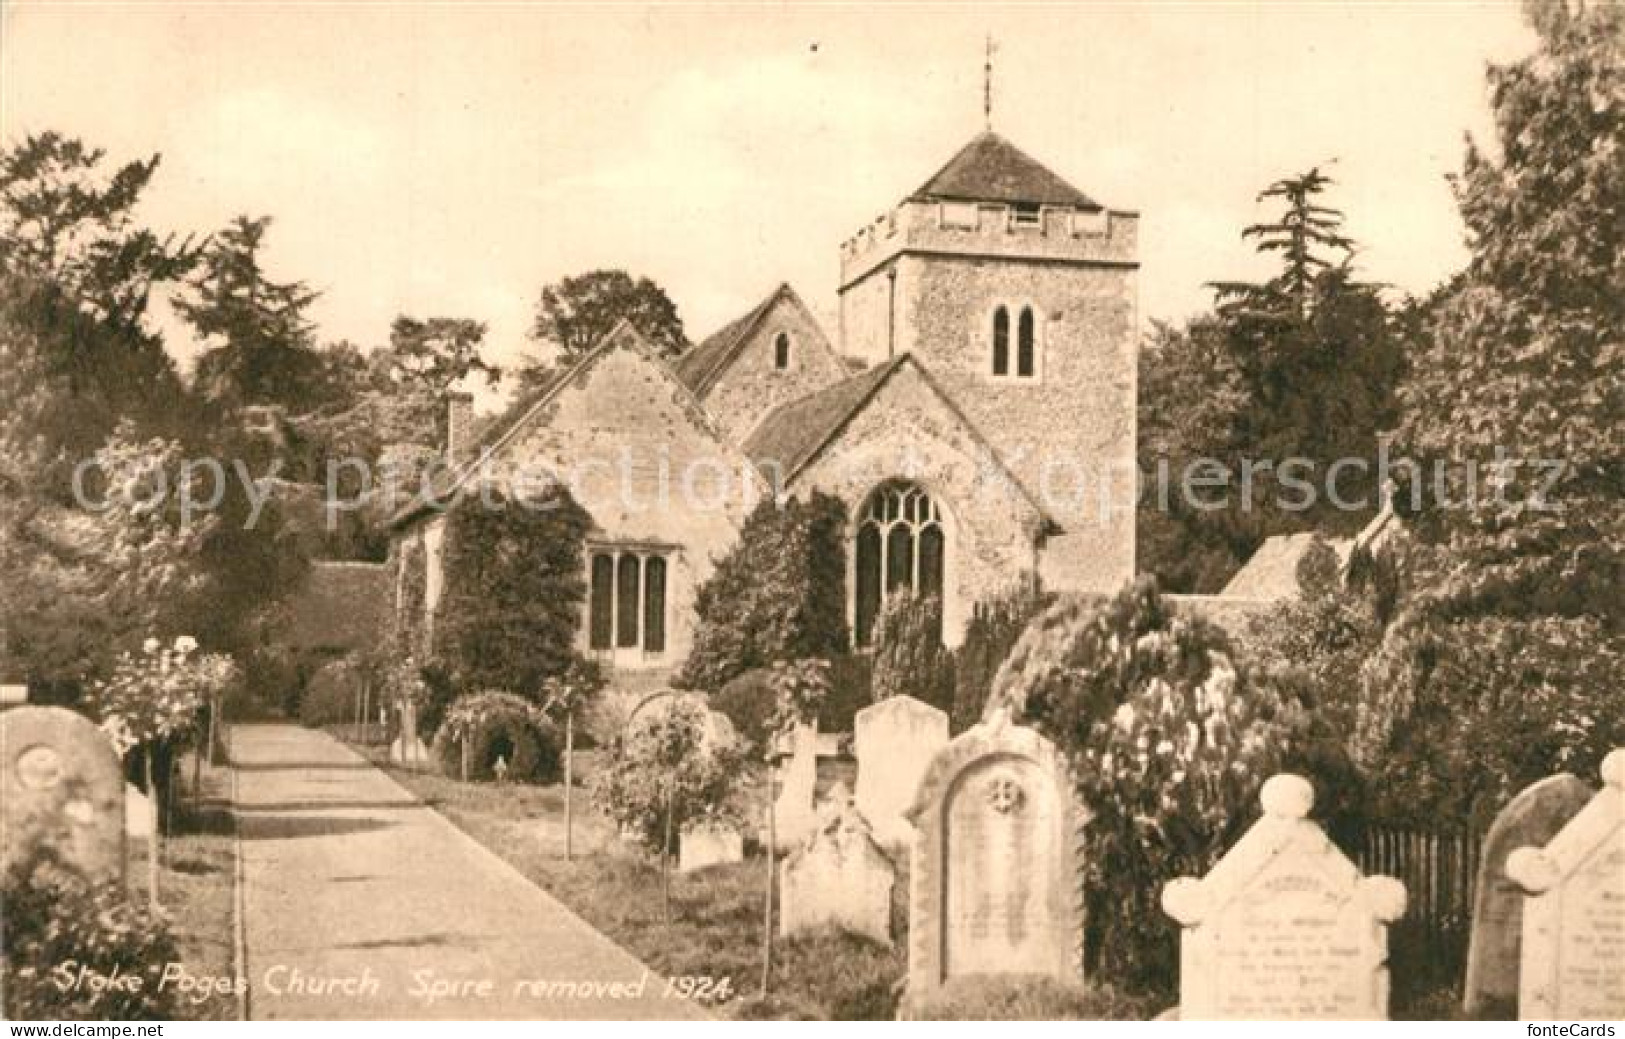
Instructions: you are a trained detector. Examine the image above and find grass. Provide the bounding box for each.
[347,739,905,1019]
[125,753,241,1021]
[910,974,1159,1021]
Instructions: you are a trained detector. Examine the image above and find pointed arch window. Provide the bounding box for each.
[774,331,791,370]
[991,306,1010,376]
[1017,306,1036,377]
[853,481,946,647]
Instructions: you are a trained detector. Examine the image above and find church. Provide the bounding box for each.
[389,129,1139,686]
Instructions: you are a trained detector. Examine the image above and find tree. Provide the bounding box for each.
[539,656,608,859]
[590,697,742,923]
[177,215,326,411]
[677,494,848,692]
[1138,169,1412,592]
[385,315,500,396]
[950,576,1052,733]
[527,269,687,370]
[992,579,1315,993]
[0,136,197,459]
[1358,0,1625,828]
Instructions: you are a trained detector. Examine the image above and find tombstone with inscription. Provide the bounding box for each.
[679,821,743,873]
[1161,774,1407,1020]
[1463,773,1594,1015]
[1505,748,1625,1021]
[779,782,895,944]
[903,709,1081,1002]
[855,695,948,851]
[0,706,126,881]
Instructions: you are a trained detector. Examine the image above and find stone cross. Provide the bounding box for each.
[779,781,895,944]
[854,694,948,852]
[903,709,1081,1003]
[1506,749,1625,1021]
[1463,773,1593,1015]
[0,706,127,882]
[1161,774,1407,1020]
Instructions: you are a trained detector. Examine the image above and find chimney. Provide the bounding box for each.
[446,392,474,464]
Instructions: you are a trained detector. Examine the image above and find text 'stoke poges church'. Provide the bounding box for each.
[391,130,1139,686]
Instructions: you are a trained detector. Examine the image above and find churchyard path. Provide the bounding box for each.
[231,724,705,1020]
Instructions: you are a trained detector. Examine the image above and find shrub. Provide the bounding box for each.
[911,975,1155,1021]
[591,697,743,853]
[298,656,363,727]
[435,690,561,782]
[869,592,954,713]
[677,493,848,692]
[951,575,1052,733]
[1,843,181,1020]
[994,578,1313,995]
[709,669,775,758]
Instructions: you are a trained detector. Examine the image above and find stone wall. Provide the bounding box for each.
[903,254,1137,596]
[788,360,1046,645]
[701,295,849,445]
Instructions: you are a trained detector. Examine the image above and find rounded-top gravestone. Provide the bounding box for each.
[0,706,127,881]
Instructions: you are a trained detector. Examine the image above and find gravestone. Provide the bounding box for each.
[767,721,819,852]
[903,709,1081,1002]
[1463,773,1594,1014]
[779,782,895,944]
[679,822,743,873]
[0,706,126,882]
[1506,749,1625,1021]
[855,695,948,851]
[1161,774,1407,1020]
[125,783,155,839]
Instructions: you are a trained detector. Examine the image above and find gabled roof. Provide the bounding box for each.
[743,353,1056,529]
[1219,532,1354,599]
[910,131,1099,210]
[675,283,837,397]
[389,320,743,528]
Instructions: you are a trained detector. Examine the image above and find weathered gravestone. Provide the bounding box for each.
[1506,749,1625,1021]
[679,821,743,873]
[779,782,895,944]
[1463,773,1594,1015]
[904,709,1081,1002]
[767,721,819,852]
[0,706,126,881]
[1161,774,1407,1020]
[855,695,948,851]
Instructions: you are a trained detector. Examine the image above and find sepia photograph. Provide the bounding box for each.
[0,0,1621,1026]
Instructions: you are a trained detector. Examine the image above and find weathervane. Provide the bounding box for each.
[983,34,998,130]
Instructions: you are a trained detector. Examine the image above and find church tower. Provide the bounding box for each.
[836,131,1139,594]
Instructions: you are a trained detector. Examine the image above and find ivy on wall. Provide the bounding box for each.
[676,492,848,693]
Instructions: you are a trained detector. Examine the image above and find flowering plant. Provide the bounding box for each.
[89,636,237,754]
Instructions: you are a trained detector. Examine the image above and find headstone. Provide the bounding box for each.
[390,700,432,769]
[0,706,126,882]
[1463,773,1594,1014]
[1506,749,1625,1021]
[779,782,895,944]
[903,709,1081,1002]
[768,721,819,852]
[125,783,155,839]
[679,822,743,873]
[855,695,949,851]
[1161,774,1407,1021]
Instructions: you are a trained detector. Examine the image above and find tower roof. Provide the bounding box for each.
[909,131,1099,209]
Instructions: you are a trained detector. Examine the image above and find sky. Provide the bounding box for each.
[3,2,1535,411]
